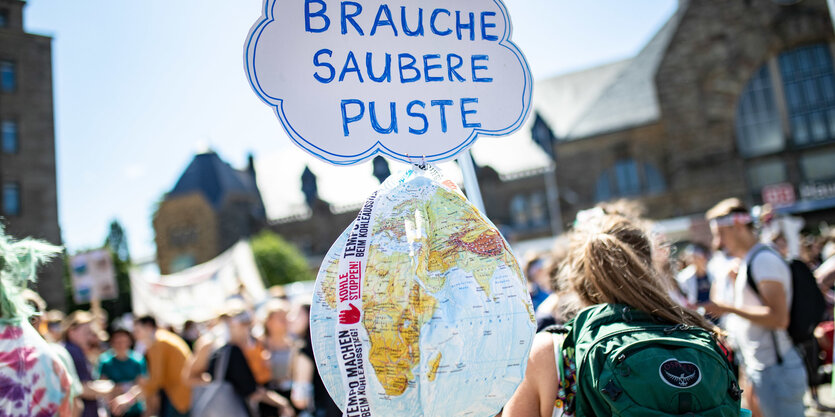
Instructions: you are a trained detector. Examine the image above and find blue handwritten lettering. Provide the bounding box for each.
[461,98,480,128]
[430,9,452,36]
[370,102,397,134]
[423,54,443,82]
[398,53,420,83]
[341,2,364,35]
[370,5,398,37]
[407,100,428,135]
[313,49,335,83]
[339,51,364,82]
[305,0,329,33]
[480,12,498,41]
[456,11,475,41]
[341,99,364,136]
[366,52,392,82]
[447,54,465,82]
[472,55,492,82]
[431,100,454,133]
[401,7,424,37]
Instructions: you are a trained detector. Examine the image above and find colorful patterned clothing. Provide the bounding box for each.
[0,318,72,417]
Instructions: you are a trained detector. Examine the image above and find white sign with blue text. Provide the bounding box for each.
[245,0,532,165]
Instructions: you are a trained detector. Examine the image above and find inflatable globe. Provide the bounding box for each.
[310,166,535,417]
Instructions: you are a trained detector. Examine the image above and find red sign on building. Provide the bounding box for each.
[761,183,796,208]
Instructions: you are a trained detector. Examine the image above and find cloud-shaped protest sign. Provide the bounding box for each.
[245,0,532,165]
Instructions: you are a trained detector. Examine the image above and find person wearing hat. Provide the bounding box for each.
[97,327,147,417]
[63,310,115,417]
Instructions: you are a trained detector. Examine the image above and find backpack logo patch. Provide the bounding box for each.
[659,359,701,388]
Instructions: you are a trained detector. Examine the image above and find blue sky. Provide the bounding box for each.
[23,0,677,261]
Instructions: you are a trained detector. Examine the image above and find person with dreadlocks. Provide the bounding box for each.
[0,227,73,416]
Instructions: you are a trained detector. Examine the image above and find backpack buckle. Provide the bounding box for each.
[729,380,743,401]
[621,306,632,322]
[601,380,623,401]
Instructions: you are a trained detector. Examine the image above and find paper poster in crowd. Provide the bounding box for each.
[70,249,118,304]
[245,0,533,165]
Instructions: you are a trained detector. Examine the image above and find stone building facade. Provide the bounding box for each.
[154,152,266,274]
[263,0,835,265]
[548,0,835,241]
[0,0,64,308]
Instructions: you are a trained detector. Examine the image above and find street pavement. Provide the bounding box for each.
[807,384,835,416]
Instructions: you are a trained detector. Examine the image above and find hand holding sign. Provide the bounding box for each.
[245,0,532,165]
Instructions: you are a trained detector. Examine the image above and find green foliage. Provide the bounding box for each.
[251,230,313,286]
[105,220,131,263]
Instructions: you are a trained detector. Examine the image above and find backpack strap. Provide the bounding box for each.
[745,246,784,365]
[571,304,661,347]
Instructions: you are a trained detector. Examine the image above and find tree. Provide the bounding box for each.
[105,220,130,263]
[250,230,313,286]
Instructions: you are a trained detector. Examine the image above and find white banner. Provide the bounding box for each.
[335,191,379,417]
[130,241,267,327]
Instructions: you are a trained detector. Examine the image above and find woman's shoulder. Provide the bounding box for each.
[530,331,559,371]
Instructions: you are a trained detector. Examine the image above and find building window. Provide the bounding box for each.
[735,66,784,157]
[0,9,8,28]
[529,193,547,227]
[2,121,17,153]
[595,159,667,202]
[510,195,528,227]
[779,44,835,146]
[614,159,641,196]
[0,61,14,92]
[746,159,787,191]
[595,174,612,202]
[170,253,196,273]
[800,150,835,182]
[2,183,20,216]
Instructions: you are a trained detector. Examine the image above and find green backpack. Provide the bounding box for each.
[554,304,741,416]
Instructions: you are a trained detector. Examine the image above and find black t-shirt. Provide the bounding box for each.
[208,344,257,416]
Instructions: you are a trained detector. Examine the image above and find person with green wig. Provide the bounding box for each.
[0,227,73,416]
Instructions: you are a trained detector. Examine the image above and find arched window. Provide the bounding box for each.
[735,66,784,156]
[510,195,528,227]
[735,43,835,156]
[529,193,547,226]
[779,44,835,146]
[594,159,667,202]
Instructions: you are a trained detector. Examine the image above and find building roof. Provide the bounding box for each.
[565,5,685,139]
[168,151,260,209]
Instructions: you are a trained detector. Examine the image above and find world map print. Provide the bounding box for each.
[311,167,534,417]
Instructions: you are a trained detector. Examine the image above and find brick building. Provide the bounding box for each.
[544,0,835,240]
[0,0,63,308]
[257,0,835,265]
[153,151,266,274]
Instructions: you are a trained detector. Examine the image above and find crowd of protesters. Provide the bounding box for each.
[3,194,835,417]
[521,198,835,417]
[1,238,342,417]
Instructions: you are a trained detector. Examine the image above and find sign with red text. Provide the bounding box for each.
[245,0,532,165]
[762,182,796,208]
